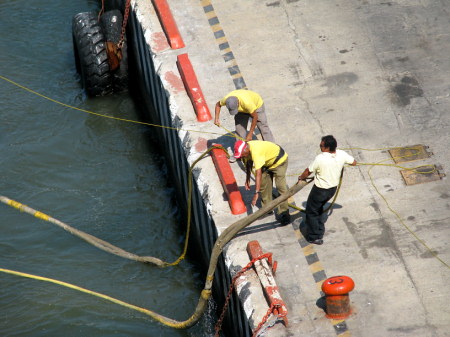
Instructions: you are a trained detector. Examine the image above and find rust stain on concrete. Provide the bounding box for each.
[151,32,170,52]
[195,137,208,152]
[164,71,185,94]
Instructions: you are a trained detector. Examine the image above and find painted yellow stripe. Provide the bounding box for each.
[231,73,243,80]
[332,319,346,325]
[221,47,232,54]
[294,229,302,240]
[302,244,315,256]
[205,11,216,20]
[309,260,325,274]
[210,23,222,33]
[215,36,228,45]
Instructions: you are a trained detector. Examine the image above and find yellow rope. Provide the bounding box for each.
[0,74,234,139]
[360,154,449,269]
[366,164,449,269]
[0,267,195,328]
[287,148,448,269]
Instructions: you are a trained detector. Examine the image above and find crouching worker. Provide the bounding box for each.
[234,140,290,225]
[214,89,275,142]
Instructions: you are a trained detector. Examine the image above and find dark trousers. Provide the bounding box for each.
[305,185,337,240]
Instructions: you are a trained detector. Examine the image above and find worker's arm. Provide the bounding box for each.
[245,111,258,141]
[244,159,253,190]
[251,168,262,206]
[297,168,311,183]
[214,101,221,127]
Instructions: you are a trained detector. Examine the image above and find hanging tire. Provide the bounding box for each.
[72,12,113,96]
[100,10,129,93]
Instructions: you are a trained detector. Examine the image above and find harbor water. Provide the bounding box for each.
[0,0,213,336]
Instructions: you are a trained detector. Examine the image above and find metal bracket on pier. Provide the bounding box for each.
[247,240,288,326]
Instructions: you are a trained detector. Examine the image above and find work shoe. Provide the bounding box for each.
[279,212,291,225]
[227,146,236,163]
[306,238,323,245]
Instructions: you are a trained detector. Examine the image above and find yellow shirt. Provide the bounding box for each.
[248,140,287,170]
[219,89,264,114]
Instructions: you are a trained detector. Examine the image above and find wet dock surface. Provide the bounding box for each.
[138,0,450,336]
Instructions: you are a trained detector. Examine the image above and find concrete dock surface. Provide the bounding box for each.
[135,0,450,336]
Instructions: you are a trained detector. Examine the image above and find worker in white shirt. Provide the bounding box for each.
[298,135,356,245]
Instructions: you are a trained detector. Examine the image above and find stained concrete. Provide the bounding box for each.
[134,0,450,335]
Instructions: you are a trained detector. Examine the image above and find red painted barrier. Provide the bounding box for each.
[152,0,185,49]
[247,240,288,326]
[211,146,246,215]
[177,53,212,122]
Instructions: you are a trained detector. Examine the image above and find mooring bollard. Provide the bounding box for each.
[321,275,355,319]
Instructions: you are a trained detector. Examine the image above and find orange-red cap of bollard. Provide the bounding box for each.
[322,275,355,295]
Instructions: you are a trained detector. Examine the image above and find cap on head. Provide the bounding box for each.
[225,96,239,115]
[234,140,247,159]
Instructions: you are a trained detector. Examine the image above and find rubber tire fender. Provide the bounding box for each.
[100,9,129,93]
[72,12,113,96]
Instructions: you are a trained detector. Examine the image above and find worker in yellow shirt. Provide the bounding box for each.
[234,139,290,225]
[214,89,275,143]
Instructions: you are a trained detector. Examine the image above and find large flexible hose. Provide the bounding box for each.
[168,180,309,328]
[0,181,308,328]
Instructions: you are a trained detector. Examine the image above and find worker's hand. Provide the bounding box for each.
[297,169,311,183]
[245,181,251,190]
[251,193,259,206]
[245,134,252,142]
[214,120,221,127]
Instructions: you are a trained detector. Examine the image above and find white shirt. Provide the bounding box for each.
[308,150,355,189]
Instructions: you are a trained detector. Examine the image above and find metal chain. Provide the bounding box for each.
[251,302,286,337]
[98,0,105,22]
[254,314,280,337]
[214,253,274,337]
[118,0,131,50]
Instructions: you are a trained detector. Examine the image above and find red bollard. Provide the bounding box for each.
[321,275,355,319]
